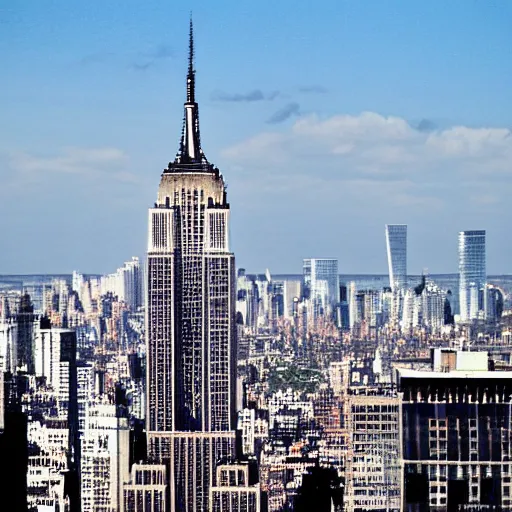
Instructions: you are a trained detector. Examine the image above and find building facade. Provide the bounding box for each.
[81,401,130,512]
[398,349,512,511]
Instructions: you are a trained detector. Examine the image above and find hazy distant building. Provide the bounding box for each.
[347,281,358,329]
[254,272,272,328]
[236,269,258,330]
[145,22,237,512]
[420,281,446,332]
[486,285,504,323]
[0,318,17,373]
[15,293,37,373]
[122,256,143,310]
[302,259,339,321]
[458,230,486,322]
[282,279,301,319]
[385,224,407,292]
[100,256,143,310]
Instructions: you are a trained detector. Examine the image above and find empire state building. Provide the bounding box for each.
[146,20,237,512]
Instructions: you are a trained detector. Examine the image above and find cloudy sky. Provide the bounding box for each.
[1,0,511,274]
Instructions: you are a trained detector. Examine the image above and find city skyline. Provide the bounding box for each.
[2,6,512,511]
[2,1,512,275]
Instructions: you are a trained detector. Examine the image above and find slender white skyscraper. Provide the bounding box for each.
[458,230,486,322]
[145,20,237,512]
[385,225,407,291]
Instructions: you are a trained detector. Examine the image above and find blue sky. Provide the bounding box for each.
[1,0,511,274]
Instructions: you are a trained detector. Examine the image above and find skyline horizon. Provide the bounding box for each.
[2,269,512,279]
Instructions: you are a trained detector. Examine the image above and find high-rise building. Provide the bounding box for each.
[100,256,144,310]
[347,281,358,330]
[236,269,258,331]
[398,349,512,511]
[282,279,301,320]
[458,230,486,322]
[302,259,339,321]
[385,224,407,291]
[145,21,237,512]
[344,388,400,512]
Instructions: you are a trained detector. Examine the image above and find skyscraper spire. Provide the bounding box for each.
[187,15,195,104]
[176,15,205,164]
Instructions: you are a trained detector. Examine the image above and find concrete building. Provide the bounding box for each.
[81,401,130,511]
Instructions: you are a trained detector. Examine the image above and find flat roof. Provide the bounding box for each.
[397,369,512,380]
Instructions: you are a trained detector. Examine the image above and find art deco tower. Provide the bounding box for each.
[146,21,237,512]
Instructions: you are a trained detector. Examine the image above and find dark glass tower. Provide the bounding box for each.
[146,20,237,512]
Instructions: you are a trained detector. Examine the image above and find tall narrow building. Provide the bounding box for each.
[385,224,407,291]
[145,20,237,512]
[302,258,339,321]
[458,230,486,322]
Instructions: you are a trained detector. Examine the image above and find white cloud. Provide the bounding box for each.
[221,112,512,183]
[9,147,128,175]
[221,108,512,259]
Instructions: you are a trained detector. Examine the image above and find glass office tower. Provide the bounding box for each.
[458,230,486,322]
[303,259,339,321]
[385,224,407,292]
